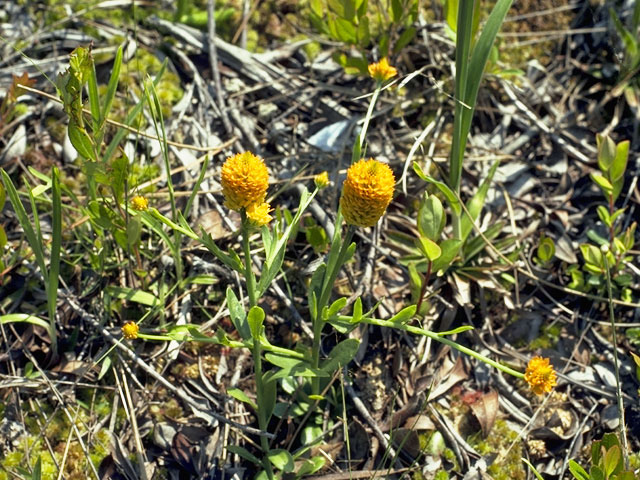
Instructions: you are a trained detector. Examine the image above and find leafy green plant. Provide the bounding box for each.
[568,433,636,480]
[576,133,635,301]
[307,0,418,73]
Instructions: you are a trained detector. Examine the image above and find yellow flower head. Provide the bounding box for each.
[131,195,149,211]
[121,321,139,340]
[340,159,395,227]
[368,58,397,83]
[221,151,269,210]
[314,171,330,189]
[525,356,557,395]
[246,202,273,227]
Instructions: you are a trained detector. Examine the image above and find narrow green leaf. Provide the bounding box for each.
[388,305,417,324]
[227,388,257,410]
[226,445,261,465]
[101,45,123,127]
[568,460,590,480]
[226,288,250,340]
[413,163,461,214]
[461,160,499,241]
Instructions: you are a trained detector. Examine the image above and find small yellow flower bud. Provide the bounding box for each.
[368,58,397,83]
[121,321,139,340]
[246,202,273,228]
[340,159,395,227]
[314,171,330,189]
[221,152,269,210]
[131,195,149,211]
[524,356,557,395]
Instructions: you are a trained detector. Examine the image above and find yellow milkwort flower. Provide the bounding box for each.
[221,151,269,210]
[121,321,139,340]
[246,202,273,227]
[340,159,395,227]
[314,171,330,189]
[131,195,149,211]
[524,356,557,395]
[368,57,397,83]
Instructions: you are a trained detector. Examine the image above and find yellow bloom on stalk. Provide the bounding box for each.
[525,356,557,395]
[368,58,397,83]
[121,321,139,340]
[340,159,395,227]
[314,171,330,189]
[246,202,273,227]
[131,195,149,211]
[221,151,269,210]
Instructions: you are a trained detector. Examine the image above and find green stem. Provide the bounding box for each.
[241,213,273,479]
[344,315,524,379]
[311,226,356,395]
[241,212,258,308]
[603,247,629,468]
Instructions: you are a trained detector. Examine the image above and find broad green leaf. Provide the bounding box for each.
[105,286,160,307]
[418,193,444,240]
[321,338,359,373]
[297,456,325,476]
[536,235,555,263]
[610,140,629,182]
[416,236,442,261]
[267,449,294,473]
[590,465,605,480]
[580,244,603,268]
[248,306,265,340]
[597,133,617,172]
[68,120,96,161]
[430,238,462,273]
[227,388,257,410]
[603,444,621,477]
[126,216,142,246]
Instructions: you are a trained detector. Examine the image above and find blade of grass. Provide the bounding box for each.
[97,44,123,145]
[102,59,167,163]
[48,167,62,354]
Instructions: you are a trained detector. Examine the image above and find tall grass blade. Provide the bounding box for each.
[48,167,62,353]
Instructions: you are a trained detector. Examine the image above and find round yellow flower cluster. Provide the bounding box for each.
[368,58,397,83]
[340,159,395,227]
[221,151,272,226]
[121,321,139,340]
[131,195,149,211]
[524,356,557,395]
